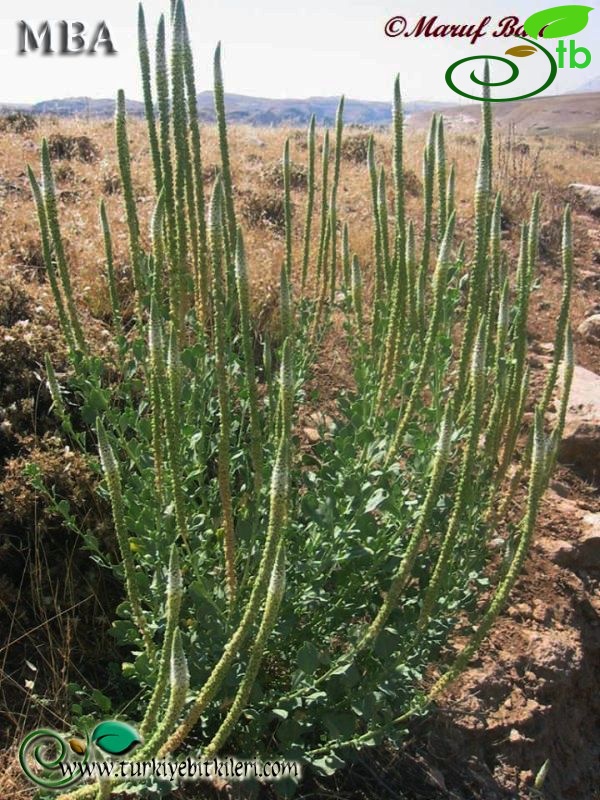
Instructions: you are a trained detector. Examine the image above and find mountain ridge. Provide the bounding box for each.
[1,88,599,132]
[0,92,445,126]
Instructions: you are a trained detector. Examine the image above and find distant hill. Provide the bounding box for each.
[31,97,145,117]
[0,93,445,127]
[571,75,600,94]
[4,91,597,136]
[408,91,600,141]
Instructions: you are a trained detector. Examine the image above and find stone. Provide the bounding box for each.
[509,728,522,743]
[524,628,582,683]
[538,514,600,571]
[537,537,576,567]
[557,365,600,482]
[549,480,570,498]
[569,183,600,217]
[303,427,320,444]
[577,314,600,343]
[575,513,600,569]
[579,270,600,289]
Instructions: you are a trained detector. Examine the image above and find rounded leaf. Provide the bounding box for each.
[524,5,593,39]
[506,45,538,57]
[91,721,141,756]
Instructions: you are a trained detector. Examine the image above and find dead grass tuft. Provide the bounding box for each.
[47,134,99,163]
[341,132,371,164]
[0,113,37,135]
[261,161,308,190]
[240,189,289,234]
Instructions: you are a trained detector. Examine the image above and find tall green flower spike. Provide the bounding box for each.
[140,546,183,738]
[280,261,293,342]
[209,180,237,605]
[405,220,418,332]
[301,114,316,291]
[96,419,154,660]
[377,167,392,292]
[283,139,293,281]
[435,115,447,238]
[361,401,454,649]
[137,3,162,194]
[235,229,263,495]
[392,75,406,257]
[169,0,189,335]
[28,167,77,352]
[203,542,286,758]
[214,43,237,251]
[316,129,330,289]
[329,96,344,302]
[181,4,210,325]
[136,628,189,758]
[115,90,145,323]
[368,134,384,305]
[149,299,190,551]
[39,142,86,351]
[455,136,490,404]
[99,201,124,340]
[159,339,294,757]
[351,254,364,331]
[446,163,456,222]
[541,206,572,413]
[482,59,493,189]
[342,222,351,289]
[44,354,66,420]
[155,14,178,272]
[386,211,456,466]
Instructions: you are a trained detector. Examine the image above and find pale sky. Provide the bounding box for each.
[0,0,597,105]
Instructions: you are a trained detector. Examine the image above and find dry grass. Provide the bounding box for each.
[2,116,599,322]
[0,746,32,799]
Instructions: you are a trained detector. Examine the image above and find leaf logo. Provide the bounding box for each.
[524,4,593,39]
[67,737,87,756]
[506,45,538,57]
[91,721,141,756]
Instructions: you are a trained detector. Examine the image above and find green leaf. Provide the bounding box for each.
[81,388,109,424]
[328,660,360,687]
[91,690,112,714]
[365,488,387,513]
[91,720,141,755]
[311,752,345,776]
[524,5,592,39]
[323,712,356,739]
[296,642,319,675]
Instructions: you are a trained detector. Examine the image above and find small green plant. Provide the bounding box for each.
[30,3,572,797]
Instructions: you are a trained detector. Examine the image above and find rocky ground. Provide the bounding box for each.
[422,188,600,800]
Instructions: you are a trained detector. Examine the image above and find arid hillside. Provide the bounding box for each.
[409,91,600,142]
